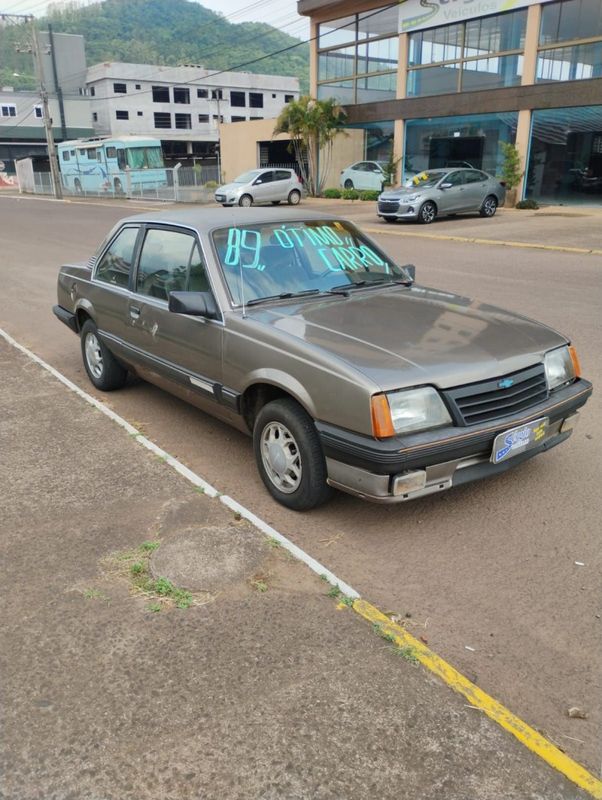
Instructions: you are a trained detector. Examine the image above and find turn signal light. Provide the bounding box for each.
[569,345,581,379]
[371,394,396,438]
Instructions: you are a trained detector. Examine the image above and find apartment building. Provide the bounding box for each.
[86,62,299,163]
[298,0,602,205]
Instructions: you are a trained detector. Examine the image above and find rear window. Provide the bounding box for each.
[212,220,405,306]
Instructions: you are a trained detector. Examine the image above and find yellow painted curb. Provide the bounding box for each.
[353,599,602,799]
[362,226,602,256]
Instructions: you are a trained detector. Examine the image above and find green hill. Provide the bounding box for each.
[0,0,309,92]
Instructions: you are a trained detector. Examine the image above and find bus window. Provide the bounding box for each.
[117,149,126,170]
[106,147,117,159]
[86,148,96,160]
[62,151,70,161]
[127,147,164,169]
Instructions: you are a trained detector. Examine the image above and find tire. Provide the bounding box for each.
[418,200,437,224]
[271,200,281,205]
[344,179,354,189]
[80,319,128,391]
[253,398,332,511]
[73,178,83,194]
[287,189,301,206]
[383,217,397,224]
[239,194,253,207]
[114,178,123,195]
[480,195,498,217]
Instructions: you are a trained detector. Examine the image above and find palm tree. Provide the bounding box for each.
[274,96,346,197]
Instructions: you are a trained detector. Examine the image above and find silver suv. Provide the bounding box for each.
[215,168,303,207]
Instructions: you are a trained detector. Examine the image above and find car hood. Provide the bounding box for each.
[379,186,426,200]
[245,285,566,391]
[216,182,244,195]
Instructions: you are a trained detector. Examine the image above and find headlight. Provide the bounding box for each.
[371,387,451,437]
[400,194,419,202]
[544,345,579,390]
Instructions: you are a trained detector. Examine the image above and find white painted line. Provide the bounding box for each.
[0,326,360,600]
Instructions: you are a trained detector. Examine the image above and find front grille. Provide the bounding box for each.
[215,194,225,201]
[444,364,548,426]
[378,201,399,213]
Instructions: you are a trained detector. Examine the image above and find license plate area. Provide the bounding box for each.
[491,417,549,464]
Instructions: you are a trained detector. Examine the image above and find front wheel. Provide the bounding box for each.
[271,200,281,205]
[287,189,301,206]
[253,398,332,511]
[344,179,354,189]
[80,319,128,391]
[73,178,83,194]
[383,217,397,224]
[239,194,253,207]
[480,195,498,217]
[418,201,437,224]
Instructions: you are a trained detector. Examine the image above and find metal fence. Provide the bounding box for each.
[28,164,221,203]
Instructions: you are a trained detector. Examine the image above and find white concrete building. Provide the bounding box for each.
[86,62,299,163]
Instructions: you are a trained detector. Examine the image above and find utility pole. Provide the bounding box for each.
[15,19,63,199]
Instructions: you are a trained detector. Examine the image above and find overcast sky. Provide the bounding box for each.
[5,0,308,38]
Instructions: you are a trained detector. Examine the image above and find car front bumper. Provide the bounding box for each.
[317,379,592,503]
[377,203,420,220]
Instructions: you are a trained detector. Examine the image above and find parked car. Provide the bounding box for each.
[340,160,387,191]
[214,168,302,207]
[377,168,506,224]
[53,209,591,511]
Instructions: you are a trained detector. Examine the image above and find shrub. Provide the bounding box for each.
[203,180,219,189]
[323,187,342,199]
[341,188,360,200]
[360,190,380,201]
[515,198,539,210]
[499,142,524,190]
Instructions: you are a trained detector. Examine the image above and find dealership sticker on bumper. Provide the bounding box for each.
[491,417,549,464]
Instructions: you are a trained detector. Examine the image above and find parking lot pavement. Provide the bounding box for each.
[304,198,602,253]
[0,338,595,800]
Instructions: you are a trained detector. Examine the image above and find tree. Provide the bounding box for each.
[273,96,347,197]
[499,141,524,190]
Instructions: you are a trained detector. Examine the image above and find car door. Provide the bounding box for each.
[127,225,223,402]
[252,170,275,203]
[437,170,467,213]
[462,169,489,209]
[273,169,293,201]
[88,224,143,365]
[366,162,385,191]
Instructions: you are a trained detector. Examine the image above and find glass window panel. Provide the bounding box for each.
[317,80,355,105]
[404,112,518,176]
[356,73,397,103]
[461,54,523,91]
[187,244,210,293]
[526,105,602,204]
[96,227,139,288]
[357,5,398,39]
[318,46,356,81]
[357,36,398,75]
[464,9,526,56]
[408,23,464,66]
[540,0,602,45]
[407,63,461,97]
[318,16,356,48]
[537,42,602,82]
[136,229,195,300]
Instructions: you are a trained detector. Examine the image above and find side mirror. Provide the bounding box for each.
[168,291,219,319]
[439,182,453,190]
[401,263,416,281]
[253,179,262,185]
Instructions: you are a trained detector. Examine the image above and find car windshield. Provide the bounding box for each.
[403,170,446,189]
[233,170,261,183]
[212,220,409,306]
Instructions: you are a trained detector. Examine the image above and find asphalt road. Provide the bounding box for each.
[1,194,601,772]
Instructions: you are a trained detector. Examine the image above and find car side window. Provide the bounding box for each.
[187,243,211,293]
[275,170,292,181]
[464,170,485,184]
[257,171,273,183]
[136,228,195,300]
[95,226,139,288]
[446,171,465,187]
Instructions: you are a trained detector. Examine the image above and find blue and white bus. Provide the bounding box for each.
[57,136,167,194]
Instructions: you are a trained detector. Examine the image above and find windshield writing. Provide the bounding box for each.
[213,221,405,305]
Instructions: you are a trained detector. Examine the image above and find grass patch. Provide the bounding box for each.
[251,578,268,593]
[83,588,106,600]
[395,646,419,664]
[328,585,341,599]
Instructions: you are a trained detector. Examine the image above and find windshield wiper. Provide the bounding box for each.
[330,277,412,294]
[246,289,324,307]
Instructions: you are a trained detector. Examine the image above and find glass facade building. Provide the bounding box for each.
[305,0,602,205]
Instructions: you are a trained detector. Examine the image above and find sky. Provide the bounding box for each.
[2,0,309,38]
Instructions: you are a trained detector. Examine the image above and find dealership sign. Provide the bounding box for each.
[399,0,551,33]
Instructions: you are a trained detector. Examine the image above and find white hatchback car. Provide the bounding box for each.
[340,161,387,191]
[215,168,303,207]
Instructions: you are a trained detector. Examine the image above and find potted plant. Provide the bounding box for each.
[499,142,524,207]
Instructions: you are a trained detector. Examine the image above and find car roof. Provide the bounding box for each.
[120,207,342,230]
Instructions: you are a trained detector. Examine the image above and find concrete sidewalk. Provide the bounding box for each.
[0,338,592,800]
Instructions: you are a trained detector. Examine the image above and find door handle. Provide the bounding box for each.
[129,305,141,319]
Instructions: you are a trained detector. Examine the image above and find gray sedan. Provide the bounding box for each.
[53,209,591,511]
[378,168,506,224]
